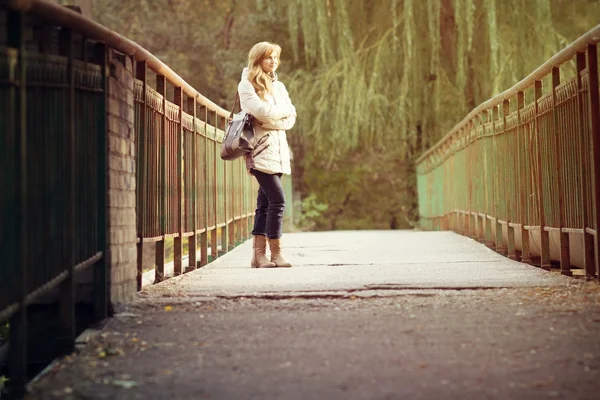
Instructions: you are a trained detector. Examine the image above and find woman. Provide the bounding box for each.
[238,41,297,268]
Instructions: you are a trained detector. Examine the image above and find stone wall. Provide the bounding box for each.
[106,50,137,304]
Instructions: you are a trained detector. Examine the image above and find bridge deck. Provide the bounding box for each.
[27,230,600,400]
[156,230,571,297]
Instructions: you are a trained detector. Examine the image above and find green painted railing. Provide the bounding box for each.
[417,25,600,280]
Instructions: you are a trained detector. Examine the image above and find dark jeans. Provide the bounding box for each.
[251,170,286,239]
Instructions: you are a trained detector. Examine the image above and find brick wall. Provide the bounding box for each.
[106,50,137,303]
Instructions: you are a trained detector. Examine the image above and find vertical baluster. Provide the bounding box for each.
[576,52,595,278]
[460,132,465,233]
[188,95,198,271]
[443,141,450,230]
[241,153,248,240]
[174,86,183,276]
[466,124,474,237]
[480,114,490,247]
[550,67,572,275]
[586,44,600,280]
[517,91,531,263]
[238,157,244,244]
[58,25,75,354]
[491,105,505,255]
[233,158,239,247]
[504,99,517,260]
[135,60,146,290]
[476,120,485,241]
[477,120,483,239]
[200,105,209,267]
[211,110,218,261]
[155,74,166,282]
[8,10,28,398]
[221,114,230,254]
[534,80,551,269]
[228,155,236,250]
[94,42,108,318]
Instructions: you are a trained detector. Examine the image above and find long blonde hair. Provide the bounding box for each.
[247,41,282,100]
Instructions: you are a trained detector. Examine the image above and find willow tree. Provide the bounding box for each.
[266,0,482,229]
[94,0,600,230]
[260,0,592,230]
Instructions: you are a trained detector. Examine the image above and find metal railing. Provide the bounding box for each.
[134,56,256,286]
[1,3,108,397]
[416,25,600,280]
[1,0,262,396]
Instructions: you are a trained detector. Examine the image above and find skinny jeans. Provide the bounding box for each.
[251,170,285,239]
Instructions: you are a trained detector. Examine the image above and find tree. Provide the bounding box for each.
[94,0,600,230]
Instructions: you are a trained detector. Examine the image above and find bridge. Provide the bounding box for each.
[1,1,600,399]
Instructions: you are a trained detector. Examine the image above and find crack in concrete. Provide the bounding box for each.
[206,286,514,301]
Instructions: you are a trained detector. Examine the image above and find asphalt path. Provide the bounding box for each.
[26,231,600,400]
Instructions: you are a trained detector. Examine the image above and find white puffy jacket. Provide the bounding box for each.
[238,68,296,175]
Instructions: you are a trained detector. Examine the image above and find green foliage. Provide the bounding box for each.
[298,194,328,230]
[94,0,600,231]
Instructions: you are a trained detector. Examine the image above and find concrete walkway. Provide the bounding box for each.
[161,230,571,297]
[28,230,600,400]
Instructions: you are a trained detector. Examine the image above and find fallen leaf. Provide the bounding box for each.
[112,380,138,389]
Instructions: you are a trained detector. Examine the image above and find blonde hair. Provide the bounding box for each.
[247,41,282,100]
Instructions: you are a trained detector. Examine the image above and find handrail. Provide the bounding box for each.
[415,23,600,279]
[7,0,230,118]
[417,23,600,164]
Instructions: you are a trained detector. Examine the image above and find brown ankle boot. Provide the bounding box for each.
[268,238,292,268]
[251,235,276,268]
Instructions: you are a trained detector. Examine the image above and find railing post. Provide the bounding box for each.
[442,140,448,230]
[200,105,209,267]
[188,95,198,271]
[466,125,475,238]
[474,119,484,242]
[135,60,147,290]
[503,98,517,260]
[155,74,167,282]
[230,158,237,249]
[492,105,506,255]
[8,10,28,398]
[476,120,484,240]
[457,131,464,235]
[576,51,595,278]
[174,86,184,276]
[241,159,247,237]
[551,67,571,275]
[94,42,109,317]
[211,110,218,261]
[480,113,491,248]
[586,44,600,280]
[534,80,551,270]
[58,25,76,354]
[221,115,232,254]
[517,91,531,263]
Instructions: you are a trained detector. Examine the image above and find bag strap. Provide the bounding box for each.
[229,92,240,122]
